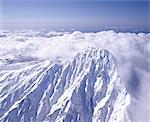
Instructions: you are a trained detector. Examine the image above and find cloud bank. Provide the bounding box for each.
[0,30,150,121]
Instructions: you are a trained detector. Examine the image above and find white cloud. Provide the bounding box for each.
[0,30,150,121]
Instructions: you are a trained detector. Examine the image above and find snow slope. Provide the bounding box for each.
[0,30,149,121]
[0,47,130,122]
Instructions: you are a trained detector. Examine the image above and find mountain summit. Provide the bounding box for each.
[0,47,130,122]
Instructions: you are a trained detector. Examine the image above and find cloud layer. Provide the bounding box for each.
[0,30,150,121]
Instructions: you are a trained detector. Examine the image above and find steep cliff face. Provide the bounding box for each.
[0,47,130,122]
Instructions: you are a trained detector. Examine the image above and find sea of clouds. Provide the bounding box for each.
[0,30,150,121]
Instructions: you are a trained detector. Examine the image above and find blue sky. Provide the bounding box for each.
[0,0,149,31]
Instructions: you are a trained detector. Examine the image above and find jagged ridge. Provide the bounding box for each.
[0,47,130,122]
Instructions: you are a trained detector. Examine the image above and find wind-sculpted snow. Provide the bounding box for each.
[0,47,130,122]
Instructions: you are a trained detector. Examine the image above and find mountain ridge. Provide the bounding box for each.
[0,47,130,122]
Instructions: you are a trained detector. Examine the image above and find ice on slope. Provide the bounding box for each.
[0,47,130,122]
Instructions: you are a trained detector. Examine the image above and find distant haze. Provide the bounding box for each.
[0,0,149,32]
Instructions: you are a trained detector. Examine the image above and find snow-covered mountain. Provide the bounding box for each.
[0,47,130,122]
[0,30,149,121]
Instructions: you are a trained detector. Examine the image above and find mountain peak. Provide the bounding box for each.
[0,47,130,122]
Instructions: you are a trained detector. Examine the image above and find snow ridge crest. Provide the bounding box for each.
[0,47,130,122]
